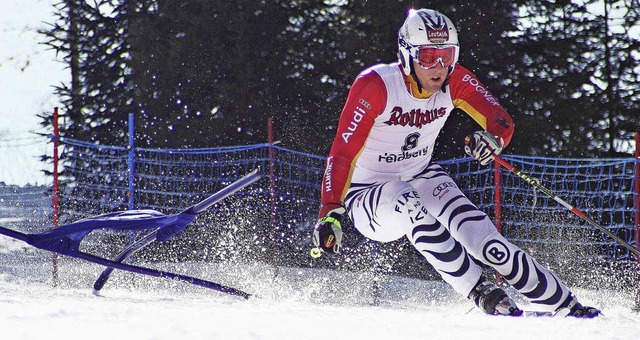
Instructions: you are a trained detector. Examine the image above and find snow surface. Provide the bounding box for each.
[0,235,638,340]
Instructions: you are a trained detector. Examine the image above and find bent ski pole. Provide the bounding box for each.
[493,155,640,258]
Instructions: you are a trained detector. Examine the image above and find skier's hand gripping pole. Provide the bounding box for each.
[464,131,504,166]
[311,207,345,258]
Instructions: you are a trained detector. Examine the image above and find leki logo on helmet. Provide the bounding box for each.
[428,29,449,42]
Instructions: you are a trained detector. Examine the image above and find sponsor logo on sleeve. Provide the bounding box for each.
[323,156,334,193]
[341,104,366,143]
[461,74,500,106]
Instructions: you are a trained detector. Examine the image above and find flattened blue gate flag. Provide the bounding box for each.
[0,169,261,298]
[0,209,196,256]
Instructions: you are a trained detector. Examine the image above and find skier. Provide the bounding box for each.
[312,8,600,318]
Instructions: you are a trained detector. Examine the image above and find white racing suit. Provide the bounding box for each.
[320,62,571,311]
[345,163,569,310]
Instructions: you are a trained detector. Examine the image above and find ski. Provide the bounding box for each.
[523,311,555,317]
[466,307,557,317]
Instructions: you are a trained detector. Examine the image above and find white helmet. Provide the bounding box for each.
[398,9,460,76]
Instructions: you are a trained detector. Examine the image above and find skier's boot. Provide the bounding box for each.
[469,279,523,316]
[555,295,601,318]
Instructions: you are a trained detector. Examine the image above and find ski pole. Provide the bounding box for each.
[493,155,640,258]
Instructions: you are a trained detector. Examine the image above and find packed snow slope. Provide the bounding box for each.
[0,237,638,340]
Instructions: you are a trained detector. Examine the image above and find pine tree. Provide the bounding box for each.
[506,0,640,157]
[40,0,139,144]
[39,1,639,157]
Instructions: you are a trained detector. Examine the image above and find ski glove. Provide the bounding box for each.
[464,131,504,166]
[312,207,345,255]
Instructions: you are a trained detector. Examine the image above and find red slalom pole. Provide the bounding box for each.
[493,160,503,284]
[267,118,279,267]
[493,155,640,258]
[493,161,502,234]
[52,107,60,283]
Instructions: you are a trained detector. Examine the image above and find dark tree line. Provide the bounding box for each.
[40,0,639,159]
[508,0,640,157]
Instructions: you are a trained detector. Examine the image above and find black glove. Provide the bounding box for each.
[464,130,504,166]
[312,207,345,255]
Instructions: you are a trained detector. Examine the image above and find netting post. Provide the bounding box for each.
[127,113,135,210]
[51,107,60,284]
[634,132,640,260]
[493,159,503,284]
[493,160,503,234]
[267,118,279,269]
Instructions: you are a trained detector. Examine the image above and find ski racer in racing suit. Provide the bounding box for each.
[312,8,600,318]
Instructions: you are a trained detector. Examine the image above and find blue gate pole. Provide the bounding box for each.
[128,113,135,210]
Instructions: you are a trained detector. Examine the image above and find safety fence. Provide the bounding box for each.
[48,135,639,275]
[2,125,639,286]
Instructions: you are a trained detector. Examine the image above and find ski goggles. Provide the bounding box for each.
[412,45,458,70]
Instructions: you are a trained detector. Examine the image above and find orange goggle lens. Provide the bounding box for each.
[416,46,456,69]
